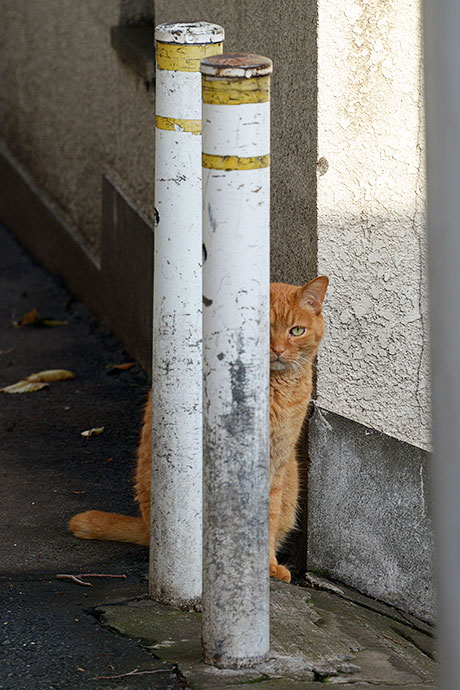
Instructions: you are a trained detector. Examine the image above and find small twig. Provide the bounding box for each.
[95,668,170,680]
[383,634,407,648]
[78,573,127,580]
[56,574,93,587]
[55,572,126,587]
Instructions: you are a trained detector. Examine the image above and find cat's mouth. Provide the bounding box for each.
[270,358,289,372]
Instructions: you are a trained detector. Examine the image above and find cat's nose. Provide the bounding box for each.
[272,345,285,356]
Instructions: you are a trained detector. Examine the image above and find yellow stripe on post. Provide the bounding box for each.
[202,75,270,105]
[155,115,202,135]
[202,153,270,170]
[156,42,223,72]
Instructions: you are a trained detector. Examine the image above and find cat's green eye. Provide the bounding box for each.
[290,326,306,336]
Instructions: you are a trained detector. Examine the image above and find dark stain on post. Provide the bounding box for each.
[223,336,255,440]
[203,296,213,307]
[207,203,217,232]
[229,358,247,406]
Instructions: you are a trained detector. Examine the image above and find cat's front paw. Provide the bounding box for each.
[269,562,291,583]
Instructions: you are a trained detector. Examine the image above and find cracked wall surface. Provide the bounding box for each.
[316,0,430,451]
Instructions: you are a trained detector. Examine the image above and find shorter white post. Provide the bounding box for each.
[150,22,224,608]
[201,53,272,668]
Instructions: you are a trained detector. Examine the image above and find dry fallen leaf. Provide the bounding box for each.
[27,369,75,382]
[13,308,69,328]
[81,427,105,438]
[13,308,39,327]
[41,319,69,327]
[105,362,135,372]
[0,380,49,394]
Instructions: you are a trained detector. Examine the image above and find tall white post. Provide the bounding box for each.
[424,1,460,687]
[201,53,272,667]
[150,22,224,608]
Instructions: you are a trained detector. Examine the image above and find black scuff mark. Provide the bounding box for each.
[207,202,217,232]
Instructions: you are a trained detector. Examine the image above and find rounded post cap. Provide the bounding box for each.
[155,22,224,44]
[200,53,273,78]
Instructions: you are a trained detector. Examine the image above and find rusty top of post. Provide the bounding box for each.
[155,22,224,45]
[200,53,273,78]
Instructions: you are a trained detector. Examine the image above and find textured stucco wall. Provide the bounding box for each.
[154,0,318,285]
[316,0,430,450]
[0,1,155,259]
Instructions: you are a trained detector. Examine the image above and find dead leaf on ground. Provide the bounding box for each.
[41,319,69,327]
[81,427,105,438]
[0,380,49,394]
[13,308,39,327]
[13,308,69,328]
[27,369,75,382]
[105,362,135,371]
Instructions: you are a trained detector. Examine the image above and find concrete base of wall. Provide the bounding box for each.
[308,406,435,623]
[0,145,153,373]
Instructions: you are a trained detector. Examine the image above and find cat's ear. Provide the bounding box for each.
[300,276,329,314]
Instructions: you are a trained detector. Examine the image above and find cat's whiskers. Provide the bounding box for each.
[297,352,319,370]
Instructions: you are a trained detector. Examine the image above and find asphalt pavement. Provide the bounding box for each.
[0,223,185,689]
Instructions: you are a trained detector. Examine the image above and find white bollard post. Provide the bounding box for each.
[201,53,272,667]
[150,22,224,608]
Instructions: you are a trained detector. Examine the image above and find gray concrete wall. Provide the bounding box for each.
[0,1,155,259]
[308,407,434,622]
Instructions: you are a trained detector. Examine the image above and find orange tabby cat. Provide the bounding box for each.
[69,276,328,583]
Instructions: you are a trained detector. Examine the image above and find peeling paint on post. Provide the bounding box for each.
[201,53,272,667]
[150,22,224,608]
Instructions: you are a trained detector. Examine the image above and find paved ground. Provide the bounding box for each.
[0,223,437,689]
[0,224,184,689]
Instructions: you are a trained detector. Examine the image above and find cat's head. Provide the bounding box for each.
[270,277,328,373]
